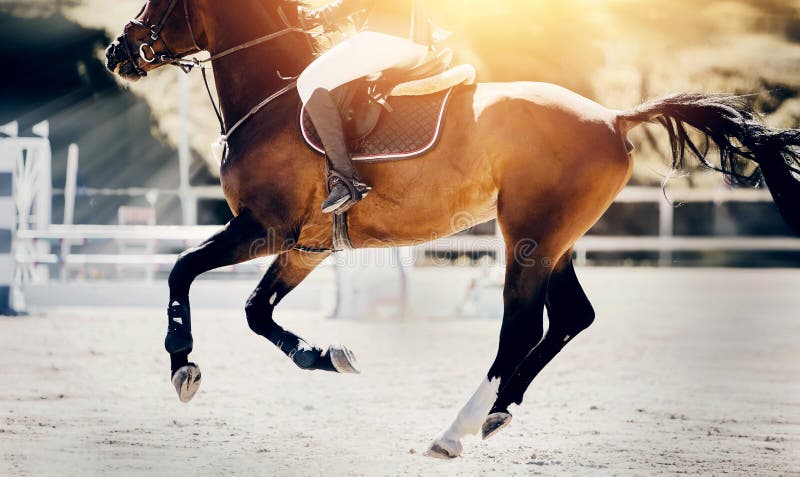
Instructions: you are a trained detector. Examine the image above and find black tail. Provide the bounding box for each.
[620,92,800,235]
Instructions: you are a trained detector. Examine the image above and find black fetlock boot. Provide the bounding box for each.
[306,88,371,214]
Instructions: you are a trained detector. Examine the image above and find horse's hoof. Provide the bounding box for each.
[424,437,462,459]
[171,363,201,403]
[328,345,359,374]
[481,412,512,440]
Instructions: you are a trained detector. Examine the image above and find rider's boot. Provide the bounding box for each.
[305,88,371,215]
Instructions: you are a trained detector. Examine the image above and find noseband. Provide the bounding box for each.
[118,0,199,76]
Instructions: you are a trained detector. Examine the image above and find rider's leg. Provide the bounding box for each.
[304,87,371,214]
[297,31,428,214]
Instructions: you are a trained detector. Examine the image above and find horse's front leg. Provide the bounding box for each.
[166,209,291,402]
[245,248,359,373]
[426,243,552,458]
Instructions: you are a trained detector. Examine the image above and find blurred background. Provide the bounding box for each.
[1,4,798,472]
[1,0,800,314]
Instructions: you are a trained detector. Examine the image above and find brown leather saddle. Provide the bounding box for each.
[300,49,475,162]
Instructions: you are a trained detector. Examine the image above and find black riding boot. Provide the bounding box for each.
[305,88,370,214]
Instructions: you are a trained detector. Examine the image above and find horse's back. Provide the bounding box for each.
[471,82,617,125]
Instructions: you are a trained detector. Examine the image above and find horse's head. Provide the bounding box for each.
[105,0,204,81]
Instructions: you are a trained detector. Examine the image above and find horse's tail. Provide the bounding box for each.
[618,93,800,235]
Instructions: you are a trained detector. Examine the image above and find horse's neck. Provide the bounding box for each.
[211,54,289,132]
[204,2,313,135]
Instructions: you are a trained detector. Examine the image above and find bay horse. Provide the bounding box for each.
[105,0,800,459]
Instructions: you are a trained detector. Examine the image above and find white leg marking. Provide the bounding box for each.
[427,376,500,457]
[442,376,501,442]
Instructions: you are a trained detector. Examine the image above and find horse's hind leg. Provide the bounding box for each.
[482,251,595,439]
[245,249,359,373]
[166,209,290,402]
[426,240,552,458]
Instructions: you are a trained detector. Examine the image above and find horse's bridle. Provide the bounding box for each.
[117,0,190,76]
[119,0,309,137]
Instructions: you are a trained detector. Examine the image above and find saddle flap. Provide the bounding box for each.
[331,81,383,145]
[325,55,473,143]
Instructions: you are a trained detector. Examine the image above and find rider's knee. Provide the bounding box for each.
[296,72,314,104]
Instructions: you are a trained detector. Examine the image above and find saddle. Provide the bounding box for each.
[300,49,475,162]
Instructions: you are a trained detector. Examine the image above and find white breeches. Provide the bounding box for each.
[297,31,428,104]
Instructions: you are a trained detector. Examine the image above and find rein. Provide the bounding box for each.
[125,0,307,139]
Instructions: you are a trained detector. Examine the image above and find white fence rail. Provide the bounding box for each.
[16,221,800,274]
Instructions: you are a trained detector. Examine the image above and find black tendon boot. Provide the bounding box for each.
[305,88,371,214]
[165,299,201,403]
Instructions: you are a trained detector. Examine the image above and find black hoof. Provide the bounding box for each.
[171,362,201,403]
[481,412,512,440]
